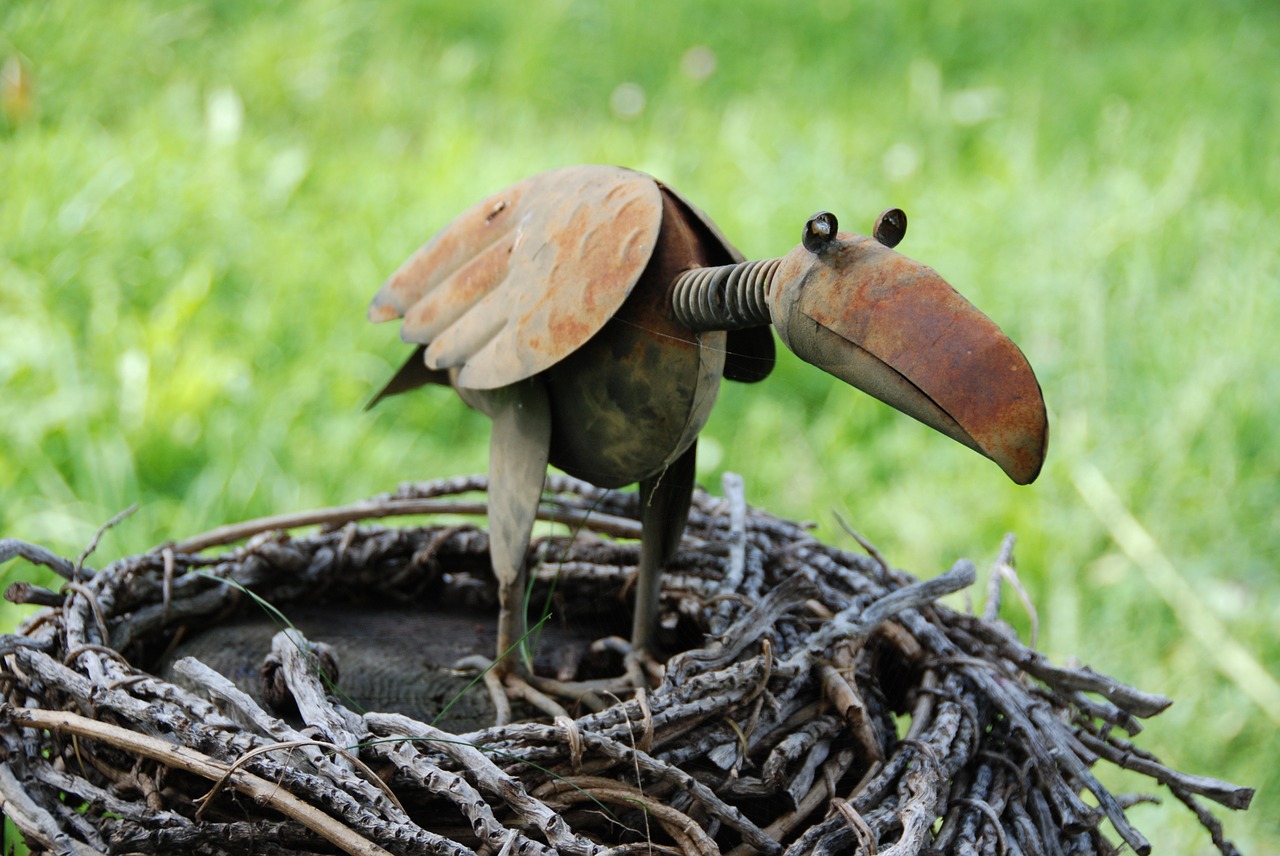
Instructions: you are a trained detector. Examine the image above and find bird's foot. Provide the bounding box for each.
[592,635,665,688]
[520,636,664,711]
[457,638,666,725]
[454,654,570,726]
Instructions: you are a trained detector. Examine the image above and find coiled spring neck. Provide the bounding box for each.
[671,257,779,332]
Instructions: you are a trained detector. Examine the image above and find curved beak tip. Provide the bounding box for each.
[989,404,1049,485]
[769,233,1050,486]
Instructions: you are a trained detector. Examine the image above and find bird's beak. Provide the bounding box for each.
[769,234,1047,484]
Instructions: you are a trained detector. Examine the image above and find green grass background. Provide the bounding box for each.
[2,0,1277,850]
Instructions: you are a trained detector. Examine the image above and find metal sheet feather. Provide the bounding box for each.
[370,165,664,390]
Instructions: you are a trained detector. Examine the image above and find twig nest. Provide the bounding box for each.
[0,474,1252,855]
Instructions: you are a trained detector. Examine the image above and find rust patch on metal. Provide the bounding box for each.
[400,231,517,345]
[370,183,529,321]
[368,302,400,324]
[545,310,593,349]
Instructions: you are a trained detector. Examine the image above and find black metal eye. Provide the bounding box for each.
[873,208,907,248]
[803,211,838,253]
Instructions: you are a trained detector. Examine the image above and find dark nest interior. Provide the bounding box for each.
[0,474,1254,855]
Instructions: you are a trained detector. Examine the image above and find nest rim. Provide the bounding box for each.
[0,473,1253,856]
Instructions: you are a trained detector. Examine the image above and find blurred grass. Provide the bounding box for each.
[2,0,1277,850]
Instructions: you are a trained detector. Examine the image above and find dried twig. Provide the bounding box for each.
[168,498,648,555]
[1,538,84,580]
[3,707,399,856]
[75,504,138,579]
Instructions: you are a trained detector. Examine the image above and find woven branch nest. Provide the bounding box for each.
[0,474,1253,856]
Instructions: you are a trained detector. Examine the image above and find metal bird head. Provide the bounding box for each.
[767,210,1048,485]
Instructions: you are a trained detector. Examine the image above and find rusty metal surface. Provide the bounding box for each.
[656,180,747,265]
[369,165,663,390]
[543,191,726,487]
[657,180,777,382]
[370,169,1046,486]
[367,166,1049,669]
[769,233,1048,484]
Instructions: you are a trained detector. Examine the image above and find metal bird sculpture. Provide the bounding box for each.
[368,164,1047,684]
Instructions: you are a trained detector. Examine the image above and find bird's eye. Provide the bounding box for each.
[873,208,907,248]
[803,211,838,253]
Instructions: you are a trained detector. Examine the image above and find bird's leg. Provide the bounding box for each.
[630,441,698,679]
[480,444,697,713]
[483,378,552,672]
[519,445,697,704]
[461,379,557,722]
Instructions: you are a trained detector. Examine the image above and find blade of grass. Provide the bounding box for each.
[1070,460,1280,724]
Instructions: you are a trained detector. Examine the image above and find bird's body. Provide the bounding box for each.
[370,166,765,489]
[525,181,728,488]
[369,165,1048,692]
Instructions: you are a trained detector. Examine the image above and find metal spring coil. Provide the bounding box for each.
[672,257,780,331]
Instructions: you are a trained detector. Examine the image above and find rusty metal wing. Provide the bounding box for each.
[368,165,663,390]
